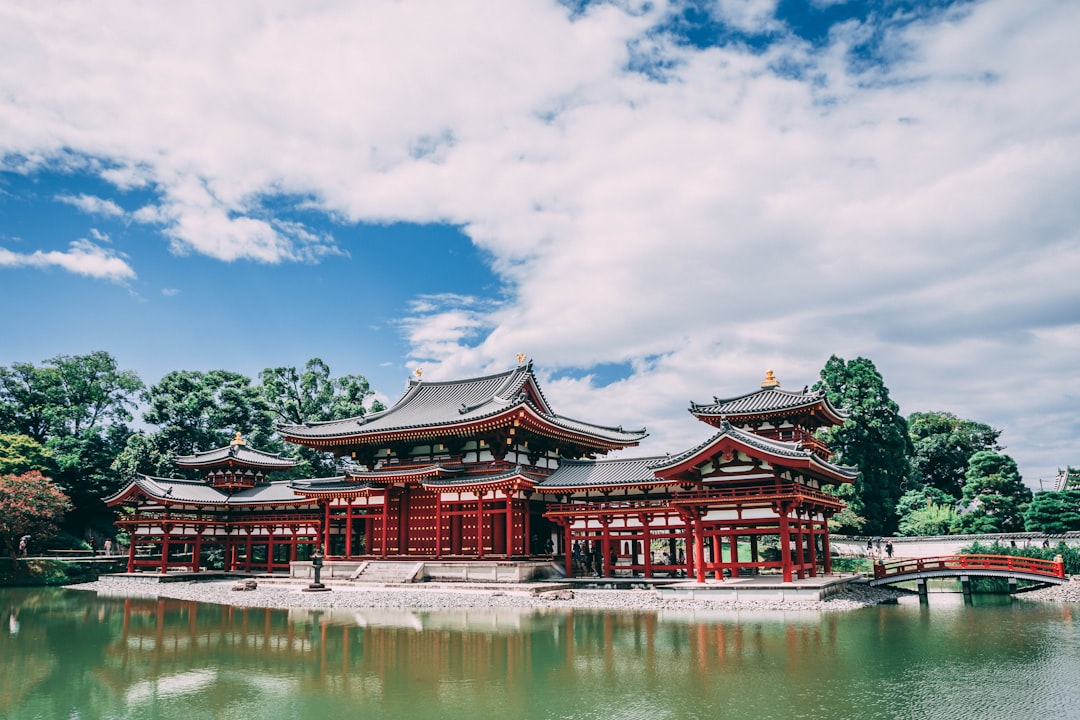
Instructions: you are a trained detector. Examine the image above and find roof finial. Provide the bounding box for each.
[761,369,780,389]
[230,431,246,445]
[516,352,527,365]
[413,366,423,379]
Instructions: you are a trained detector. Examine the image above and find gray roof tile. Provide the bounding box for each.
[280,362,646,445]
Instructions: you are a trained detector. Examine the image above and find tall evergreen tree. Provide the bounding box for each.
[957,450,1031,533]
[814,355,912,535]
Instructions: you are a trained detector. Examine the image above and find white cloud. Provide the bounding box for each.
[0,239,136,281]
[0,0,1078,483]
[55,192,125,218]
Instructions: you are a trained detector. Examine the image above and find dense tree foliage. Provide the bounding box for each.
[1023,491,1080,534]
[0,470,72,558]
[116,360,381,480]
[0,353,142,530]
[956,451,1032,533]
[0,433,54,476]
[260,358,384,425]
[908,411,1001,499]
[815,356,912,535]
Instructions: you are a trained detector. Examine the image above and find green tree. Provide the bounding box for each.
[957,451,1032,533]
[898,502,960,536]
[0,353,142,530]
[0,433,55,476]
[0,470,72,559]
[814,355,912,535]
[907,411,1000,499]
[1023,490,1080,534]
[118,370,274,478]
[259,358,383,425]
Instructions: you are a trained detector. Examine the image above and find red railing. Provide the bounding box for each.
[873,554,1066,580]
[671,483,846,508]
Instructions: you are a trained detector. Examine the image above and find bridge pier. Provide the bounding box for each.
[1009,578,1018,594]
[917,578,927,601]
[960,575,971,598]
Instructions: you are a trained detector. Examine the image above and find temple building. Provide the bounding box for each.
[107,361,856,582]
[105,433,325,573]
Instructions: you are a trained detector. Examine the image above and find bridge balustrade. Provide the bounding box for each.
[873,554,1065,581]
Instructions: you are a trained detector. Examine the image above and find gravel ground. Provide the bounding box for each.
[1018,576,1080,603]
[69,577,903,613]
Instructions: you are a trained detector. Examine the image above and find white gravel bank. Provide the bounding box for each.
[69,578,903,613]
[1018,576,1080,602]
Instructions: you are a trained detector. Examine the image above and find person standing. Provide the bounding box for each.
[103,539,113,556]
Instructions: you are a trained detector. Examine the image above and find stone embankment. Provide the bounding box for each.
[71,577,902,612]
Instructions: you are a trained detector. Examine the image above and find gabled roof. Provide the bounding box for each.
[279,361,646,448]
[690,385,846,426]
[652,421,858,482]
[104,475,313,507]
[175,437,298,470]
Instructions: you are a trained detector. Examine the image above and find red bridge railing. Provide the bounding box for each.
[873,554,1066,580]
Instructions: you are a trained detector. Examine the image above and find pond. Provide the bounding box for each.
[2,588,1078,719]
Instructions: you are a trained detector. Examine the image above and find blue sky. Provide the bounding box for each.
[2,0,1078,489]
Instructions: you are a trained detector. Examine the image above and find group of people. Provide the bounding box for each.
[866,537,894,559]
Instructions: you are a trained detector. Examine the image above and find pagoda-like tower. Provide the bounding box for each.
[688,369,846,459]
[176,432,298,491]
[279,359,646,559]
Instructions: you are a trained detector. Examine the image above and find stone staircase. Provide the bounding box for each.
[350,561,424,584]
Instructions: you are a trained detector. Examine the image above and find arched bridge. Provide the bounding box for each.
[869,554,1068,589]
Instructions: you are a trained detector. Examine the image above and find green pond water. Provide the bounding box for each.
[2,587,1078,720]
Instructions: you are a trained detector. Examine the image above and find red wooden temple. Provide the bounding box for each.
[107,362,855,582]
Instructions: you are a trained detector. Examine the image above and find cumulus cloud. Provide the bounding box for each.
[0,0,1077,482]
[0,239,135,281]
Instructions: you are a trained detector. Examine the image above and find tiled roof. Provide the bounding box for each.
[106,475,312,506]
[536,455,672,490]
[289,476,382,494]
[689,386,846,423]
[652,421,859,479]
[421,468,546,489]
[175,442,298,469]
[280,361,646,445]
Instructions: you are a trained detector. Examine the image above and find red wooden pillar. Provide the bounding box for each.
[807,514,818,577]
[127,533,136,572]
[160,528,170,574]
[693,517,706,584]
[729,529,739,578]
[345,499,354,557]
[323,501,332,554]
[505,492,514,557]
[779,504,793,583]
